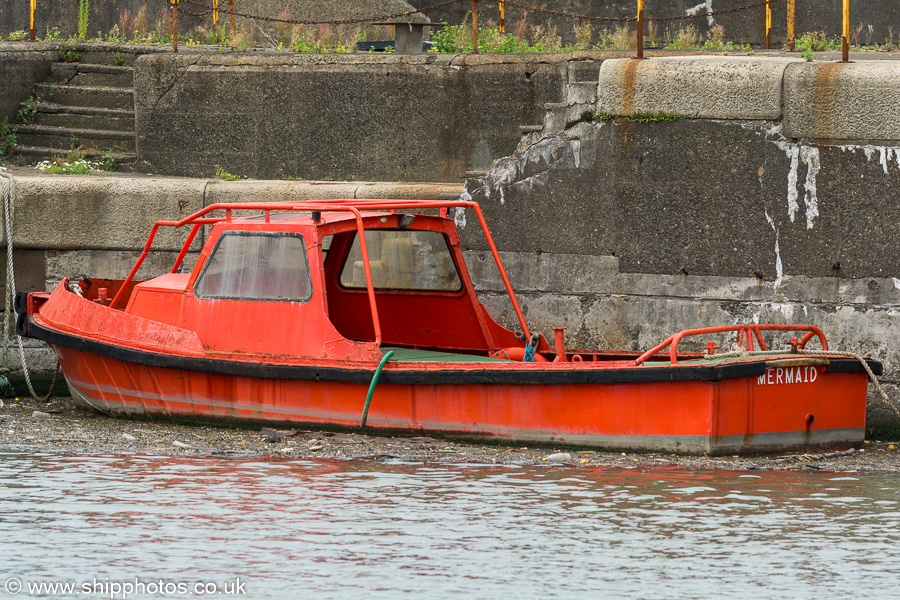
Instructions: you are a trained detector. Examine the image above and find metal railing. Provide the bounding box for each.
[23,0,854,63]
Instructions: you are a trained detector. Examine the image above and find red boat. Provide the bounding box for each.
[16,199,879,454]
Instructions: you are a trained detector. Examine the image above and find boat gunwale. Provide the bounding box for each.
[27,316,882,386]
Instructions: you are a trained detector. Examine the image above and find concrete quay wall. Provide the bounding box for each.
[0,45,56,126]
[132,53,569,181]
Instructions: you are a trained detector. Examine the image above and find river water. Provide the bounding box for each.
[1,453,899,599]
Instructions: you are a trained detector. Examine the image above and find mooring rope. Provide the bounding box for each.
[0,171,61,401]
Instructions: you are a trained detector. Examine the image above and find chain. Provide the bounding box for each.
[166,0,783,32]
[502,1,633,23]
[175,0,463,26]
[177,7,213,18]
[648,0,782,22]
[502,0,781,24]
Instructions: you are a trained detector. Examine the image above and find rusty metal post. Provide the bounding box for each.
[29,0,36,41]
[765,0,772,49]
[229,0,236,45]
[471,0,479,53]
[499,0,505,34]
[171,0,179,53]
[213,0,219,40]
[786,0,795,50]
[842,0,850,62]
[636,0,644,59]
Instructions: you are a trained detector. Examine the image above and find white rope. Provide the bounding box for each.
[0,171,60,400]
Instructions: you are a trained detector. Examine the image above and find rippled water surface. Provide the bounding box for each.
[2,453,900,599]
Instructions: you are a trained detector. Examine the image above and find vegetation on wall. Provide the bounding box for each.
[0,4,899,55]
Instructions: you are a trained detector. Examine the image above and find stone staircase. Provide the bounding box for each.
[519,60,601,138]
[13,55,137,166]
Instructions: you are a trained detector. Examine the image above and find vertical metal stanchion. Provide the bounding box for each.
[636,0,644,59]
[229,0,236,45]
[765,0,772,49]
[786,0,795,50]
[213,0,219,41]
[29,0,36,41]
[842,0,850,62]
[499,0,505,34]
[171,0,179,53]
[471,0,479,53]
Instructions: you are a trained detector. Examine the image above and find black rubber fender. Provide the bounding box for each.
[14,291,29,315]
[15,312,27,337]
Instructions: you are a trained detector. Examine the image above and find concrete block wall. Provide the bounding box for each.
[133,53,568,182]
[0,45,56,123]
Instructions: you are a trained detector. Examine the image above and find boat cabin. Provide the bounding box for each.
[98,203,530,363]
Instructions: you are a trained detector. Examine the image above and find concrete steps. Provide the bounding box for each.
[34,83,135,110]
[51,63,134,88]
[13,145,136,164]
[12,60,137,165]
[14,124,136,152]
[29,103,135,132]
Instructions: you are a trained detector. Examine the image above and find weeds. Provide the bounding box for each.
[0,119,16,158]
[37,159,100,175]
[77,0,90,41]
[215,165,242,181]
[16,97,38,125]
[101,149,118,172]
[592,111,692,123]
[6,30,27,41]
[796,31,841,52]
[59,40,80,63]
[42,27,63,41]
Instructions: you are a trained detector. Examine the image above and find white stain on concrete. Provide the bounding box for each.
[774,139,820,229]
[454,193,470,229]
[782,144,800,222]
[839,143,900,174]
[686,1,716,27]
[764,207,783,291]
[799,145,820,229]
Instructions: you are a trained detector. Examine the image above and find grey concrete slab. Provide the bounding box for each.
[784,61,900,140]
[598,56,801,119]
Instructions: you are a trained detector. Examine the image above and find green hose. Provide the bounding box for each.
[360,350,394,427]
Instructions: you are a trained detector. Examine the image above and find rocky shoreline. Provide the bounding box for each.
[1,398,899,473]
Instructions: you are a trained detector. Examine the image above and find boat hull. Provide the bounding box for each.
[51,342,869,455]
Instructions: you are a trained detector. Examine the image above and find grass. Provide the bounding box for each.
[593,111,693,123]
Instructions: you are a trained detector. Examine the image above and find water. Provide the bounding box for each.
[2,453,899,599]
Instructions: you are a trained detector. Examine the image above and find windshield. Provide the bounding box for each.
[194,232,312,301]
[339,230,461,292]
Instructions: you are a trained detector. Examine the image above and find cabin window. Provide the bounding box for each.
[339,230,462,292]
[194,232,312,302]
[321,234,334,263]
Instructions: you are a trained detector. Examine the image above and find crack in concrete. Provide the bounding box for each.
[150,56,202,113]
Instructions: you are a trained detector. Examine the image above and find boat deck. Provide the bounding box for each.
[382,347,512,363]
